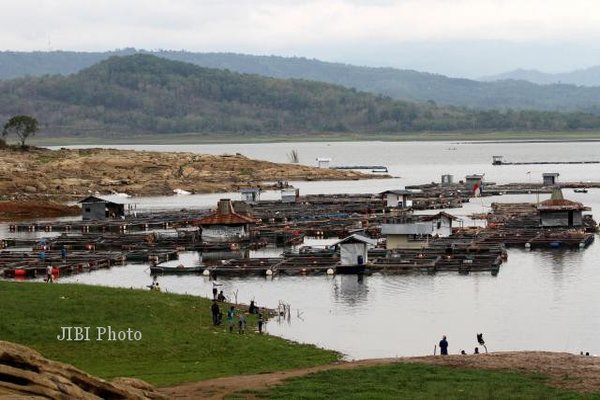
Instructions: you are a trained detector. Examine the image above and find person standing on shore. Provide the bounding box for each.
[46,265,53,283]
[227,306,236,333]
[439,335,449,355]
[211,301,220,326]
[258,311,264,334]
[238,313,246,334]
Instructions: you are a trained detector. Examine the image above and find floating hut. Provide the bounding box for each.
[381,190,414,209]
[194,199,257,243]
[419,212,459,237]
[441,174,454,186]
[239,188,261,204]
[381,222,432,249]
[332,234,377,273]
[537,188,585,228]
[316,157,331,168]
[542,173,560,186]
[465,175,484,193]
[281,187,300,203]
[79,196,124,221]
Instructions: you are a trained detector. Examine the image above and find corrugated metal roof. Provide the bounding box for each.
[419,212,459,221]
[332,233,378,246]
[78,196,121,205]
[381,223,432,235]
[537,199,585,211]
[195,213,258,225]
[381,190,414,196]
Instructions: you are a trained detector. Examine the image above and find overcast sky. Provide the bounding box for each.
[2,0,600,77]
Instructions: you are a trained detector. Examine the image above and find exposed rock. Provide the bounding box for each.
[0,146,388,202]
[0,341,166,399]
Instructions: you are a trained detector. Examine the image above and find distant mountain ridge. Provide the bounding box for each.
[2,49,600,113]
[482,66,600,87]
[2,54,600,137]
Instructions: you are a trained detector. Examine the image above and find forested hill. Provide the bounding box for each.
[3,50,600,112]
[2,54,600,137]
[482,66,600,87]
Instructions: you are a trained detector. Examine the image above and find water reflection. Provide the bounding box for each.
[333,274,369,307]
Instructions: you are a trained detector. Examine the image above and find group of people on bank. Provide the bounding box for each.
[211,292,264,334]
[438,333,487,355]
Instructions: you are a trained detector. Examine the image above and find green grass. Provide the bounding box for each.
[29,130,600,146]
[230,363,600,400]
[0,281,339,386]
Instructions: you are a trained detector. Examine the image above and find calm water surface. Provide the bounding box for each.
[19,142,600,357]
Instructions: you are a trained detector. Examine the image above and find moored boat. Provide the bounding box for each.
[150,264,205,274]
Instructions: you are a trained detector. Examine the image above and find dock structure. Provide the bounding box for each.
[331,165,388,173]
[2,183,598,280]
[492,155,600,166]
[7,210,210,233]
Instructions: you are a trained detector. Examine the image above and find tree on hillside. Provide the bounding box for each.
[2,115,39,148]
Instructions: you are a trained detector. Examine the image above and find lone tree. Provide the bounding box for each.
[2,115,39,148]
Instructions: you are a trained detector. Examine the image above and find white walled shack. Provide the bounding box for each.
[420,212,458,237]
[537,188,585,227]
[332,234,378,265]
[381,190,414,208]
[381,223,432,249]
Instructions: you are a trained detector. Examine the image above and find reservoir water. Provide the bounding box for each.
[17,141,600,358]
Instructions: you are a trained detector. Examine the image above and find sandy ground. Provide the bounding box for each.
[160,352,600,399]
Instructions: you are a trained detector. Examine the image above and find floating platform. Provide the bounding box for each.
[331,166,388,172]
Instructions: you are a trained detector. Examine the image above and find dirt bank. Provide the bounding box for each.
[0,147,385,202]
[0,201,81,222]
[161,352,600,399]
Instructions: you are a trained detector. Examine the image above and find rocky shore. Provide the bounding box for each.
[0,147,385,202]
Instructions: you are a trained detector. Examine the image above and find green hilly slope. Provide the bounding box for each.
[1,54,600,138]
[3,50,600,113]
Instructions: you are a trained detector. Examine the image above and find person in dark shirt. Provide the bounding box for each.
[258,311,264,334]
[249,300,257,314]
[211,301,220,326]
[439,335,449,355]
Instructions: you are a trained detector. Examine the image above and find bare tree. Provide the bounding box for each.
[288,149,299,163]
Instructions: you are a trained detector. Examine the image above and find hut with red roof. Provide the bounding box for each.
[195,199,257,243]
[537,188,585,228]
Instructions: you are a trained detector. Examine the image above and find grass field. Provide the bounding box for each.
[0,281,339,386]
[230,363,600,400]
[30,130,600,146]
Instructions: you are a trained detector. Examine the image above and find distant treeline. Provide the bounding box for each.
[1,54,600,137]
[3,49,600,113]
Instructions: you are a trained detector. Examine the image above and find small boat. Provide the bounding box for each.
[574,188,588,193]
[150,264,205,274]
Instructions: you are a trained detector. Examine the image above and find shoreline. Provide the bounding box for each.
[29,131,600,146]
